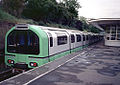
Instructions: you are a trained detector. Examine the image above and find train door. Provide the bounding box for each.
[82,35,86,47]
[46,32,53,61]
[70,34,75,52]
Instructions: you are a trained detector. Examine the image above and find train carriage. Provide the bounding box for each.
[5,24,101,69]
[71,31,83,52]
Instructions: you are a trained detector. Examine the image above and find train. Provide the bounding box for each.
[5,24,102,69]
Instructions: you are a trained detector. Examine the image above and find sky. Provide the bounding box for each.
[78,0,120,19]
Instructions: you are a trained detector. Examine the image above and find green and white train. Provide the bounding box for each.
[5,24,102,69]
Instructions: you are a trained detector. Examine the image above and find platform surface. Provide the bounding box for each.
[29,42,120,85]
[1,41,120,85]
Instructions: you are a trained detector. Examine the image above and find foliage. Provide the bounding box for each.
[0,8,38,24]
[88,24,100,33]
[1,0,82,30]
[79,17,89,30]
[39,21,78,30]
[1,0,26,18]
[63,0,80,18]
[22,0,82,30]
[23,0,57,21]
[1,0,99,32]
[80,16,100,33]
[17,19,38,24]
[0,9,17,22]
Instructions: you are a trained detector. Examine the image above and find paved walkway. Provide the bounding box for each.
[1,41,120,85]
[29,42,120,85]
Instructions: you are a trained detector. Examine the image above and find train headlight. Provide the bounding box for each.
[30,62,38,67]
[7,60,14,64]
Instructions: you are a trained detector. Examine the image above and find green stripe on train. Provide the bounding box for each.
[50,51,70,61]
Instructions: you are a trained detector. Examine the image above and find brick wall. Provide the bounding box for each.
[0,21,15,50]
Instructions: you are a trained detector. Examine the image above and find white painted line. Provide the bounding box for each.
[0,52,72,84]
[0,45,92,84]
[24,52,85,85]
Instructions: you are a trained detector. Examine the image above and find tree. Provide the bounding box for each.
[79,17,89,30]
[79,17,100,33]
[23,0,57,21]
[2,0,26,18]
[23,0,82,30]
[63,0,80,18]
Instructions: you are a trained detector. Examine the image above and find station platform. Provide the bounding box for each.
[0,41,120,85]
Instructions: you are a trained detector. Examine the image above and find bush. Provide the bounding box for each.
[0,9,17,22]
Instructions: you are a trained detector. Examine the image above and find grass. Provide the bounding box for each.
[0,9,17,22]
[0,9,79,30]
[39,21,78,30]
[0,9,38,24]
[17,19,38,24]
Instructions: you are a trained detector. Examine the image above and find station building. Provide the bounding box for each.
[89,18,120,47]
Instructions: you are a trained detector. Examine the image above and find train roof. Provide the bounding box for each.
[15,24,99,35]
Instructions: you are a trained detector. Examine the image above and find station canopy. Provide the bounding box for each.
[88,18,120,31]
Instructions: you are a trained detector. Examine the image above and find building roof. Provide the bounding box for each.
[88,18,120,31]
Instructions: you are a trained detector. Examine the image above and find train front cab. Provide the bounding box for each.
[5,24,49,69]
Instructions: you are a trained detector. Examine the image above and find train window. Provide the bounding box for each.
[76,34,81,42]
[83,35,85,41]
[7,30,39,55]
[7,31,16,46]
[57,36,67,45]
[71,35,75,43]
[50,37,53,47]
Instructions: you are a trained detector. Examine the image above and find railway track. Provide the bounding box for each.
[0,51,12,82]
[0,69,13,82]
[0,53,19,82]
[0,50,28,82]
[0,67,28,82]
